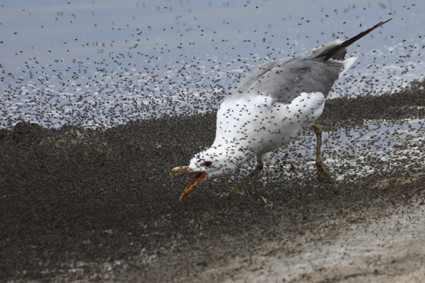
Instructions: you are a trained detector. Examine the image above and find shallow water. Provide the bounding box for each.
[1,0,425,128]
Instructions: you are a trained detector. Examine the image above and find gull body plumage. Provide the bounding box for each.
[172,19,392,199]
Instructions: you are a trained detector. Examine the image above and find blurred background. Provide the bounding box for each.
[1,0,423,128]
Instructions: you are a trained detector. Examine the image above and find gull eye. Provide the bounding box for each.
[203,161,212,167]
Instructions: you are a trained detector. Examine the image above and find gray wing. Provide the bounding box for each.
[225,19,392,106]
[226,55,344,105]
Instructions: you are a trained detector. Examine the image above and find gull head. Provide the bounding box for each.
[170,146,244,200]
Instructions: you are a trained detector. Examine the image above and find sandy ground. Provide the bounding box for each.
[218,198,425,283]
[1,87,424,282]
[138,174,425,283]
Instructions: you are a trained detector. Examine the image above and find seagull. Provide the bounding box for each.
[171,19,392,200]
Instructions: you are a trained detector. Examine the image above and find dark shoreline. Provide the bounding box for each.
[1,81,424,282]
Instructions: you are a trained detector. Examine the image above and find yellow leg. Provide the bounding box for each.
[313,124,333,185]
[232,162,264,195]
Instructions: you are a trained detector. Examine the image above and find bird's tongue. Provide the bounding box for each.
[179,171,207,200]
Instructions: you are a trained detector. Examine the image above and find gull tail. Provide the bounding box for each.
[312,18,392,61]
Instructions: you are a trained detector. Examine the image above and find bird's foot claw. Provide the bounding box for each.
[232,186,245,195]
[317,172,333,185]
[226,186,245,199]
[316,161,333,185]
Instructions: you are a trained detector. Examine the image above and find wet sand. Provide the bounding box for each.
[1,84,424,282]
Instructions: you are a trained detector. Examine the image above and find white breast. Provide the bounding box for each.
[213,92,326,156]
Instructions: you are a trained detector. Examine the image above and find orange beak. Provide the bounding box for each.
[170,166,207,200]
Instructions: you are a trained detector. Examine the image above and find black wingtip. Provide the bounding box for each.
[320,18,392,61]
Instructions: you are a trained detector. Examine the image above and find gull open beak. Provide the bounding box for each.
[170,166,194,175]
[170,166,207,200]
